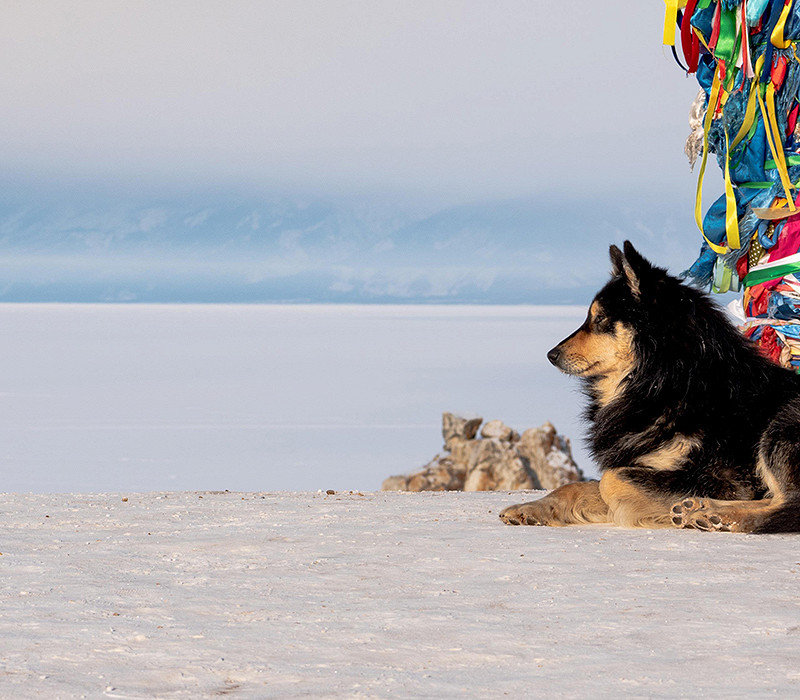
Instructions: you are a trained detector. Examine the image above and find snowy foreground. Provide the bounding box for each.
[3,490,800,698]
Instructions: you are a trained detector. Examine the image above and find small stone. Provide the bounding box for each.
[480,420,514,441]
[326,489,335,495]
[442,412,483,447]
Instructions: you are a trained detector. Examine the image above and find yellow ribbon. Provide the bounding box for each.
[723,125,740,249]
[663,0,688,46]
[771,0,794,50]
[695,66,731,255]
[757,79,797,210]
[723,60,761,245]
[730,79,759,152]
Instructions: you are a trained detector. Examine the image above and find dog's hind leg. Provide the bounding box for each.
[753,403,800,532]
[499,480,610,526]
[674,403,800,533]
[751,494,800,532]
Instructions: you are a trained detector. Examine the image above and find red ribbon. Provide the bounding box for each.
[709,1,722,50]
[681,0,700,73]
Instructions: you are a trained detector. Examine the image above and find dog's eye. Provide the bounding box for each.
[593,312,606,326]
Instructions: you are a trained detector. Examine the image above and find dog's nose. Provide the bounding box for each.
[547,347,560,366]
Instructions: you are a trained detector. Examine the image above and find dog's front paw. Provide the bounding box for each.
[499,502,549,526]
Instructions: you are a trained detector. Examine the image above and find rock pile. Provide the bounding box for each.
[382,412,584,492]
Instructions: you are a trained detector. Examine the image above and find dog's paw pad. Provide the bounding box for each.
[692,513,732,532]
[704,513,731,531]
[670,497,705,528]
[671,498,734,532]
[693,516,711,531]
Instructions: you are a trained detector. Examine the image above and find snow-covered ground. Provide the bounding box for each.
[3,489,799,698]
[0,303,589,493]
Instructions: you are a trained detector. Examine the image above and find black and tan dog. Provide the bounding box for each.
[500,241,800,533]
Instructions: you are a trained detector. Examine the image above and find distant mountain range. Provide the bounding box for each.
[0,185,701,303]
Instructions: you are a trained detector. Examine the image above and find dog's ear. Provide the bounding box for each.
[609,244,625,276]
[622,241,652,273]
[619,240,653,299]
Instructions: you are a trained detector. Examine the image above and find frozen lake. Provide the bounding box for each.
[0,304,590,493]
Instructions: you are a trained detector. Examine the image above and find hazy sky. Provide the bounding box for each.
[0,1,702,200]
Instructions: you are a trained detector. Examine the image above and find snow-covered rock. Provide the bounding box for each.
[382,413,583,492]
[516,421,584,490]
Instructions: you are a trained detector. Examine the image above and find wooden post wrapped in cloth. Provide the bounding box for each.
[665,0,800,370]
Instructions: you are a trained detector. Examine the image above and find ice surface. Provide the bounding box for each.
[0,304,589,493]
[2,490,799,698]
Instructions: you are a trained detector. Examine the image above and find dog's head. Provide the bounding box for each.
[547,241,662,383]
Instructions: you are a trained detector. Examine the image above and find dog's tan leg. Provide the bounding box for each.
[670,497,777,533]
[499,480,610,526]
[598,469,678,528]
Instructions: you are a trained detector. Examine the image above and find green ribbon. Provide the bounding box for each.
[737,181,774,189]
[744,261,800,287]
[765,155,800,169]
[715,7,739,66]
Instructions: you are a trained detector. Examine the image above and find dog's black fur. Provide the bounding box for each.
[500,241,800,533]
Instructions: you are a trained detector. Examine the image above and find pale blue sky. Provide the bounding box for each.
[0,1,718,303]
[0,1,703,200]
